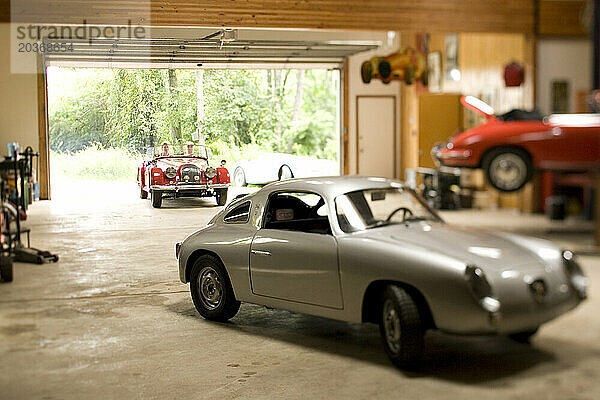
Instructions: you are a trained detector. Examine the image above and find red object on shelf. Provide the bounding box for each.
[504,62,525,87]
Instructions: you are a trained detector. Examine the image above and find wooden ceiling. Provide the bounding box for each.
[4,0,536,33]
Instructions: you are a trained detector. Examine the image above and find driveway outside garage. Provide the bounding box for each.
[0,180,599,399]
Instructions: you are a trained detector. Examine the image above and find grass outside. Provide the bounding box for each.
[50,145,140,182]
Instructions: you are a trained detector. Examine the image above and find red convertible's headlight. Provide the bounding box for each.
[205,166,217,179]
[165,167,177,179]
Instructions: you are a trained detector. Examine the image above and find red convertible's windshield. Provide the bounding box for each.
[147,144,212,159]
[335,187,442,233]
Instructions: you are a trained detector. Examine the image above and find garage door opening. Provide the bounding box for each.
[46,66,341,208]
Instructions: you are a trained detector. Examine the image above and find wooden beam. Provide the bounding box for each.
[399,33,419,179]
[37,55,50,200]
[538,0,589,37]
[4,1,535,33]
[342,59,349,175]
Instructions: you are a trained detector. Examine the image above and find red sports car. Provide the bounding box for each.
[434,96,600,192]
[137,143,230,208]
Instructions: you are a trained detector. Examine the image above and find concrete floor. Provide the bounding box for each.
[1,180,599,399]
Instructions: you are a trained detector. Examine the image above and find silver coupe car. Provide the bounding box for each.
[176,176,587,369]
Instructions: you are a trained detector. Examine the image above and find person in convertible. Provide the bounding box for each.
[160,141,171,157]
[185,141,195,156]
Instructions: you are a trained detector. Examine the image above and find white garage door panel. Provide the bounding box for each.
[357,96,396,178]
[43,38,379,69]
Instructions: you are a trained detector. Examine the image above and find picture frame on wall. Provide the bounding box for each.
[552,80,570,113]
[427,51,442,92]
[444,34,460,81]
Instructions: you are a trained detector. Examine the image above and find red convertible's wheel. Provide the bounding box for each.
[379,285,424,370]
[189,255,240,322]
[151,190,162,208]
[140,186,148,199]
[215,189,227,206]
[483,147,532,192]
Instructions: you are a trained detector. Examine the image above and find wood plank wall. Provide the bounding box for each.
[3,1,535,33]
[538,0,589,37]
[3,2,588,37]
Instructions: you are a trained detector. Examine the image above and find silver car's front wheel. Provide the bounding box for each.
[198,266,223,310]
[379,285,424,370]
[383,299,402,353]
[189,255,240,321]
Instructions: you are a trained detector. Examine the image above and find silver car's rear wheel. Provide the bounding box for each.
[189,255,240,321]
[379,285,424,370]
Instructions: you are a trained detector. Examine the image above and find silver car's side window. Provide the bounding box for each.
[262,192,332,235]
[224,201,251,224]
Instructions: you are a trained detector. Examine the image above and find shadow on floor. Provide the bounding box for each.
[163,300,597,384]
[156,198,221,209]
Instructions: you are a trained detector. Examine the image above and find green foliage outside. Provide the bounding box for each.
[48,67,339,180]
[50,145,139,181]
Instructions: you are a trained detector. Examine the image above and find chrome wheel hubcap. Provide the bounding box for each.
[490,153,526,190]
[383,300,402,353]
[198,266,223,310]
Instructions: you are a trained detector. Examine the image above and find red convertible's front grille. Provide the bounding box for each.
[180,165,202,183]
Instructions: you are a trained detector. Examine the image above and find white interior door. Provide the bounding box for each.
[357,96,396,178]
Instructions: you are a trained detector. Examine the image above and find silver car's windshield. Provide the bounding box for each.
[335,187,442,233]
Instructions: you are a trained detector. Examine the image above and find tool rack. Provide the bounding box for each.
[1,147,58,283]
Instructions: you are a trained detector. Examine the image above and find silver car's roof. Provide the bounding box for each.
[259,175,404,199]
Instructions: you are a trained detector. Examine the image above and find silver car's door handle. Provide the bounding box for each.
[251,250,271,256]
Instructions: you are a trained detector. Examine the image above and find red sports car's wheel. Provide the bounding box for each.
[140,187,148,199]
[483,147,532,192]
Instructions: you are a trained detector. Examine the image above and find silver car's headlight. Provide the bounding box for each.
[465,265,501,313]
[165,167,177,179]
[205,166,217,179]
[563,250,588,299]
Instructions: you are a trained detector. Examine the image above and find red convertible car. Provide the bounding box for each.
[137,143,230,208]
[434,96,600,192]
